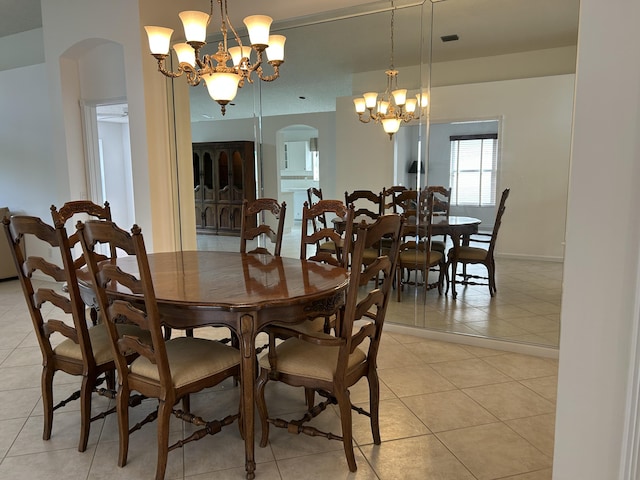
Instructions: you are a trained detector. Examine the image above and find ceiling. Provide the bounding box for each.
[0,0,580,121]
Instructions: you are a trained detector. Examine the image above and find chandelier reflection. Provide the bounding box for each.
[144,0,285,115]
[353,0,427,139]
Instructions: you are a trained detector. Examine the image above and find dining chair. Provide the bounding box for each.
[306,186,327,231]
[78,219,241,480]
[300,199,354,267]
[448,188,511,299]
[381,185,408,213]
[2,215,148,452]
[395,190,447,301]
[425,185,452,253]
[256,212,404,472]
[344,189,383,221]
[50,200,114,325]
[240,198,286,256]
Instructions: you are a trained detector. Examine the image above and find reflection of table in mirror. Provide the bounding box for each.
[82,251,349,480]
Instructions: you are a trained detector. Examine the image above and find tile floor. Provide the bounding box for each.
[0,243,559,479]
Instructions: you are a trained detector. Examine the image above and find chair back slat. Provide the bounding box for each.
[300,200,354,268]
[240,198,286,256]
[344,190,383,221]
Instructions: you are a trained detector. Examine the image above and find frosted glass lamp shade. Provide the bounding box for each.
[353,98,366,113]
[378,100,390,115]
[173,43,196,67]
[244,15,272,45]
[382,118,401,134]
[392,88,407,106]
[178,11,210,43]
[416,91,429,108]
[363,92,378,109]
[229,46,252,66]
[203,72,241,102]
[405,98,417,113]
[144,26,173,55]
[266,35,286,62]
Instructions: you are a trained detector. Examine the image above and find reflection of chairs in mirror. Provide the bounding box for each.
[2,214,140,453]
[256,213,404,473]
[78,220,241,480]
[424,185,451,253]
[345,189,387,267]
[448,188,510,299]
[50,200,114,325]
[241,253,288,296]
[382,185,408,213]
[301,199,354,267]
[395,190,448,301]
[240,198,286,256]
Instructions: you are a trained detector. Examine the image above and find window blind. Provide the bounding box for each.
[450,134,498,206]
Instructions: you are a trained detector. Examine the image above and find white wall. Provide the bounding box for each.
[428,75,575,261]
[553,0,640,478]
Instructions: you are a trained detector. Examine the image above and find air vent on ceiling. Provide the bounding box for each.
[441,34,459,42]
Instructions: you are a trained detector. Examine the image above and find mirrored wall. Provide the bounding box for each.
[177,0,579,349]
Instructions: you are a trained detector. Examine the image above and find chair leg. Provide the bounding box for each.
[78,375,92,452]
[117,385,130,468]
[396,267,402,302]
[335,389,357,472]
[304,387,315,408]
[155,400,172,480]
[41,366,54,441]
[255,370,270,448]
[450,260,458,299]
[368,371,381,445]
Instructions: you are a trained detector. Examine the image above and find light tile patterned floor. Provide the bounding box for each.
[0,267,558,479]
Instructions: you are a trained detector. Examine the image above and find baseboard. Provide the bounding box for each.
[384,323,560,359]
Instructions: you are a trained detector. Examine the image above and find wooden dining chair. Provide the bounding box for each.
[382,185,408,213]
[395,190,447,301]
[1,215,146,452]
[50,200,114,325]
[425,185,452,253]
[78,219,241,480]
[344,189,383,221]
[300,199,354,267]
[240,198,286,256]
[448,188,511,299]
[256,212,404,472]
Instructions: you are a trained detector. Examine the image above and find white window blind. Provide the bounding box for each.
[449,134,498,206]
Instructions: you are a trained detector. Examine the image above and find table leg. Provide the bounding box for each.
[239,313,257,480]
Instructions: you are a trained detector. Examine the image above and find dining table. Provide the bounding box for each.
[81,250,349,480]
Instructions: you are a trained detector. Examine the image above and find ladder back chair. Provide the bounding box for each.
[78,220,241,480]
[395,190,448,301]
[300,199,354,267]
[2,214,143,452]
[424,185,452,253]
[240,198,286,256]
[50,200,114,325]
[256,213,404,472]
[381,185,408,213]
[448,188,511,299]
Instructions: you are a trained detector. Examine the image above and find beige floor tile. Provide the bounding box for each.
[378,364,455,397]
[0,345,41,367]
[0,349,11,365]
[503,316,561,334]
[7,410,104,456]
[0,387,40,420]
[436,422,552,480]
[0,447,96,480]
[375,343,423,369]
[351,398,430,446]
[361,434,476,480]
[464,319,531,338]
[0,417,26,457]
[276,448,377,479]
[429,358,513,388]
[482,353,558,380]
[404,339,476,363]
[185,461,282,480]
[345,375,396,405]
[402,390,498,432]
[506,413,556,456]
[500,467,553,479]
[520,376,558,403]
[463,382,555,421]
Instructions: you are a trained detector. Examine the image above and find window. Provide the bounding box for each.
[449,134,498,206]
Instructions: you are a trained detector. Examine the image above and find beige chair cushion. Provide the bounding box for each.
[54,323,150,366]
[451,246,488,261]
[259,336,367,382]
[130,337,240,389]
[399,249,443,266]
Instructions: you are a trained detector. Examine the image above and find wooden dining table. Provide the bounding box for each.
[85,250,350,480]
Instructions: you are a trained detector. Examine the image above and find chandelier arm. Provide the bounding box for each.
[153,55,183,79]
[255,62,281,82]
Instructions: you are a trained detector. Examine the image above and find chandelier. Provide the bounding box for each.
[144,0,285,115]
[353,0,427,139]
